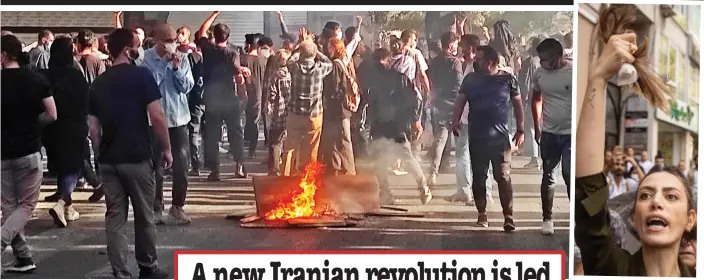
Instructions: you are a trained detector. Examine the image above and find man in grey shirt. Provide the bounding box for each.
[28,30,53,70]
[531,38,572,236]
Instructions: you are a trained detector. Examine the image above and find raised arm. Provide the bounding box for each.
[343,16,363,65]
[114,11,123,29]
[277,12,296,42]
[199,11,220,40]
[574,33,638,276]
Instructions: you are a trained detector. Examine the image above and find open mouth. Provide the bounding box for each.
[645,216,669,231]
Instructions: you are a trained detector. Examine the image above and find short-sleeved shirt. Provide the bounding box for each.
[460,71,520,142]
[1,68,52,160]
[75,53,107,85]
[197,38,241,105]
[89,64,162,164]
[241,54,268,107]
[532,62,573,135]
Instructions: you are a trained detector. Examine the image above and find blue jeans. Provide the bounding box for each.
[58,170,81,205]
[455,124,492,199]
[540,132,571,221]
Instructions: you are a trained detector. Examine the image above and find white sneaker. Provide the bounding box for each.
[169,206,192,225]
[418,186,433,205]
[428,174,438,187]
[66,205,80,221]
[48,200,67,228]
[154,211,165,225]
[541,220,555,235]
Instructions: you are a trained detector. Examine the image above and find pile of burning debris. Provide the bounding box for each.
[227,162,424,228]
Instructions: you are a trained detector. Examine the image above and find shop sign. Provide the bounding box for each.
[656,99,698,133]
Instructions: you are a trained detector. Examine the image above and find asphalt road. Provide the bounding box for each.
[2,146,570,279]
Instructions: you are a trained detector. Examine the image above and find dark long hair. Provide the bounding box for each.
[48,37,75,69]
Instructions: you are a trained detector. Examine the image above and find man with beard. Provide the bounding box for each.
[114,11,145,65]
[606,156,640,200]
[531,38,573,235]
[198,11,251,181]
[446,34,492,206]
[452,45,524,232]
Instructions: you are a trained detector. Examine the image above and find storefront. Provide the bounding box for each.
[654,99,698,167]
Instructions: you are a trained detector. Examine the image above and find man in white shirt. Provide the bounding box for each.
[608,158,639,200]
[638,150,654,174]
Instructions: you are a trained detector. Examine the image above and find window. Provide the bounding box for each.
[691,66,700,105]
[689,5,701,38]
[659,34,690,103]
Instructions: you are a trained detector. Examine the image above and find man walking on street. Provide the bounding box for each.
[531,38,572,235]
[452,45,524,232]
[427,32,462,187]
[88,28,171,278]
[1,33,57,273]
[142,24,195,225]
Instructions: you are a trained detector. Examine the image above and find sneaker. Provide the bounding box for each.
[391,169,408,176]
[503,217,516,233]
[476,213,489,227]
[66,205,80,221]
[138,266,169,279]
[418,186,432,205]
[428,174,438,187]
[154,211,165,225]
[168,206,192,225]
[445,191,469,203]
[188,169,202,177]
[541,220,555,235]
[3,257,36,274]
[48,200,67,228]
[219,146,229,154]
[88,185,104,203]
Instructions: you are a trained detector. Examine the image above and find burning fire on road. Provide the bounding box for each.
[264,162,335,220]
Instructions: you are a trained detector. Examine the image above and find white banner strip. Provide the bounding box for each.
[176,252,565,280]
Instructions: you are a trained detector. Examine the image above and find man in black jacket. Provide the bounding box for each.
[368,42,430,206]
[427,32,462,187]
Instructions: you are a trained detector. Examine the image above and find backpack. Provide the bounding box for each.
[333,59,361,113]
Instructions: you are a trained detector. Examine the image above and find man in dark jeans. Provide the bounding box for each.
[452,45,524,232]
[142,24,194,225]
[530,38,572,236]
[88,28,171,279]
[197,11,251,181]
[427,32,462,187]
[187,40,205,176]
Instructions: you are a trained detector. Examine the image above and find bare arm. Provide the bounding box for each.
[199,11,220,39]
[452,94,468,128]
[343,16,363,65]
[147,100,172,154]
[531,91,543,132]
[511,94,524,132]
[39,96,57,124]
[276,12,295,42]
[114,11,123,29]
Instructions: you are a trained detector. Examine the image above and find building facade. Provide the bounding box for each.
[1,11,361,48]
[578,3,700,168]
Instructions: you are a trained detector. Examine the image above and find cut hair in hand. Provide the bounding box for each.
[599,5,673,112]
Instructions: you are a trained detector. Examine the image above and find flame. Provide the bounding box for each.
[265,162,331,220]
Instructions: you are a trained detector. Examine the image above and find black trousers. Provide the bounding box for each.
[81,138,101,187]
[468,138,514,218]
[152,125,189,212]
[244,103,261,153]
[188,104,205,171]
[204,102,245,172]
